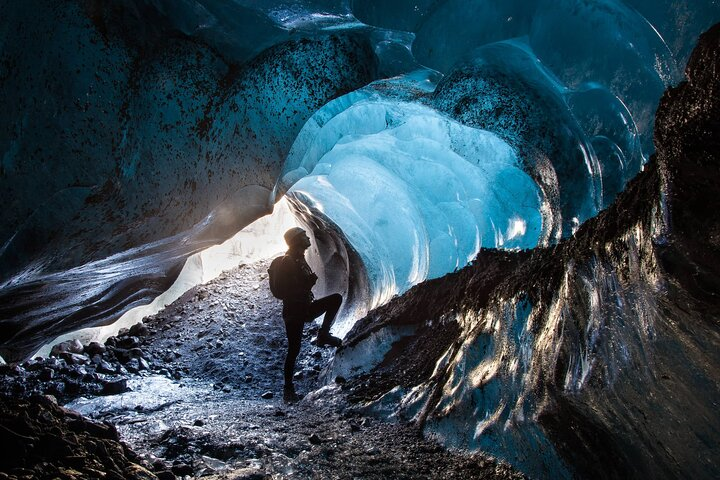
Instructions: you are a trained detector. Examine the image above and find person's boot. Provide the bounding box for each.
[316,331,342,348]
[283,383,301,403]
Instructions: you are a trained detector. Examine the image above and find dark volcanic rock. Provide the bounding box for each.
[102,378,129,395]
[50,339,84,358]
[654,23,720,305]
[85,341,107,356]
[0,395,157,479]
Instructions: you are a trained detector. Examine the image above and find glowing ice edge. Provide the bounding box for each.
[33,198,299,358]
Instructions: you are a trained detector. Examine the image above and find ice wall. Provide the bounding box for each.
[1,0,719,359]
[333,23,720,477]
[0,1,377,359]
[282,86,543,307]
[277,0,720,301]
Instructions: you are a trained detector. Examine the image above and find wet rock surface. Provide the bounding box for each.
[0,260,523,479]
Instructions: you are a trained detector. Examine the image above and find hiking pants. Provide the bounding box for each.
[282,293,342,385]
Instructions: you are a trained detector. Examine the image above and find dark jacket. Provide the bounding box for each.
[282,250,317,305]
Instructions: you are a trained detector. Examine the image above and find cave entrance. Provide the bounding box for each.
[34,198,301,358]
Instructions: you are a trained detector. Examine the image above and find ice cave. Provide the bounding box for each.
[1,1,719,479]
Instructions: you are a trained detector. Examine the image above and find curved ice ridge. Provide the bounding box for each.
[267,0,719,303]
[281,85,543,306]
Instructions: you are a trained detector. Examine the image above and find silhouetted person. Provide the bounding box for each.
[276,227,342,402]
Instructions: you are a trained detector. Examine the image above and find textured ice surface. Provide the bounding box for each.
[284,93,542,305]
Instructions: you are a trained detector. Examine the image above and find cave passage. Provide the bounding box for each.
[1,1,720,479]
[2,0,718,361]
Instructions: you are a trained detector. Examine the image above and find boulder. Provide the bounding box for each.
[50,339,84,357]
[101,378,128,395]
[85,342,107,356]
[129,322,150,337]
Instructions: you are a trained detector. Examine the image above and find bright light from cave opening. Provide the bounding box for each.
[34,198,299,358]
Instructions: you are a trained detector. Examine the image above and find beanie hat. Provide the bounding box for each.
[284,227,306,247]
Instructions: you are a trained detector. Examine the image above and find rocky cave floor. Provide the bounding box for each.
[0,259,524,479]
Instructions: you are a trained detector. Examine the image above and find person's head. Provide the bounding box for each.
[284,227,311,251]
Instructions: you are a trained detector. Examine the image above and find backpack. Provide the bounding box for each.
[267,255,293,299]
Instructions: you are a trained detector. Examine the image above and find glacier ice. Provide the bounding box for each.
[282,92,543,306]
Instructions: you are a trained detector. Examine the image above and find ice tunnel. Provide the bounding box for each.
[1,0,720,478]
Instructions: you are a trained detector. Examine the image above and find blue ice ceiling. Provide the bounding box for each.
[0,0,719,358]
[277,0,720,304]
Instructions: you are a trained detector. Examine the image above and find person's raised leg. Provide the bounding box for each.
[307,293,342,347]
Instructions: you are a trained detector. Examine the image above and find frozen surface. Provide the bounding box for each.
[285,95,542,305]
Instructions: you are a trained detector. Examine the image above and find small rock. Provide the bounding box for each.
[112,348,131,363]
[125,358,141,373]
[101,378,128,395]
[46,381,65,396]
[129,322,150,337]
[193,419,205,427]
[39,368,55,381]
[85,342,107,356]
[23,359,43,371]
[9,364,27,377]
[60,352,90,365]
[335,376,347,384]
[117,336,141,349]
[67,365,88,378]
[171,463,194,476]
[50,339,84,357]
[44,357,64,369]
[261,391,274,399]
[129,347,144,359]
[155,470,176,480]
[96,360,117,374]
